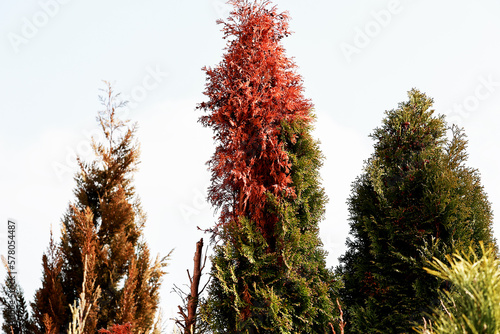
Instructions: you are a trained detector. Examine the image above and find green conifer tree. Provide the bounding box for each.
[337,89,495,333]
[203,120,339,333]
[0,271,33,334]
[198,1,339,332]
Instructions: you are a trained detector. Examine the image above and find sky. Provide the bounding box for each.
[1,0,500,331]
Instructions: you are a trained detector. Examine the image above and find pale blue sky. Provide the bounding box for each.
[2,0,500,330]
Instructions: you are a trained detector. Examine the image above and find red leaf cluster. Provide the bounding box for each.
[98,323,132,334]
[198,0,312,233]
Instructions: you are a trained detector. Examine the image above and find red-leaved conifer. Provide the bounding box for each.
[198,0,312,240]
[198,1,340,332]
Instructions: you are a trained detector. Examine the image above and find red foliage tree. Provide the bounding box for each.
[199,2,339,331]
[198,0,312,239]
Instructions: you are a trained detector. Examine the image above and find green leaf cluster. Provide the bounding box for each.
[416,243,500,334]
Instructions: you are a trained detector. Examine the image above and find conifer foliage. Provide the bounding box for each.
[32,83,169,334]
[417,243,500,334]
[198,1,338,332]
[0,271,33,334]
[99,323,133,334]
[198,0,312,238]
[31,230,67,333]
[337,89,495,333]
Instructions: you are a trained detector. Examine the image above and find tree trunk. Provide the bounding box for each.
[185,238,203,334]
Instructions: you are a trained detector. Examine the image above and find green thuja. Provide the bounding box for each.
[203,119,340,333]
[337,89,495,333]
